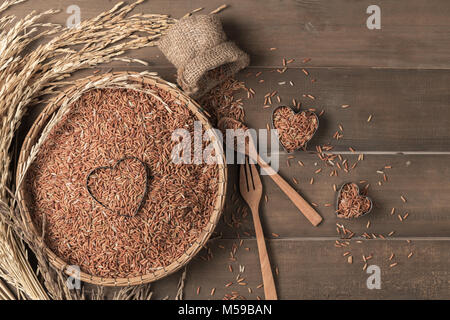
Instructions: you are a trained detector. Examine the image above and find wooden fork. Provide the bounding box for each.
[239,157,278,300]
[217,117,322,226]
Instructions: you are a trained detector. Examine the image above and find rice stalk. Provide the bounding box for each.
[112,284,153,300]
[175,266,187,300]
[88,282,153,300]
[0,0,176,299]
[0,277,15,300]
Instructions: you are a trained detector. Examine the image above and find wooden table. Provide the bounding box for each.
[10,0,450,299]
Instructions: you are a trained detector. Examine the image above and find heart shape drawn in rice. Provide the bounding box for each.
[272,106,319,153]
[336,182,373,219]
[86,157,150,218]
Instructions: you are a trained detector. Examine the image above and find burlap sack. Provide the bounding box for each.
[158,15,250,99]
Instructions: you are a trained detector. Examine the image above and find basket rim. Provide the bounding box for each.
[16,71,227,286]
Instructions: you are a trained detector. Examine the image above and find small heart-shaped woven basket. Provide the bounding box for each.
[270,105,319,153]
[16,72,227,286]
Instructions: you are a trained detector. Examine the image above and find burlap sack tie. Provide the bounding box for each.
[158,15,250,99]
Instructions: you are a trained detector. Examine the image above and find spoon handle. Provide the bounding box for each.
[247,138,322,226]
[257,155,322,226]
[245,137,323,226]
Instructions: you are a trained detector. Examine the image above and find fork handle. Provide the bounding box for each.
[249,204,278,300]
[257,155,323,226]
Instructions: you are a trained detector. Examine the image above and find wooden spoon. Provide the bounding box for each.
[218,117,323,226]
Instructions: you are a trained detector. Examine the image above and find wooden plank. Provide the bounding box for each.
[146,239,450,299]
[237,67,450,151]
[4,0,450,68]
[217,154,450,238]
[27,65,450,152]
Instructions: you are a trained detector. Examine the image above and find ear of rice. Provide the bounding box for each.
[0,0,176,299]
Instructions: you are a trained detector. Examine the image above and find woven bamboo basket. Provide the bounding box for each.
[16,72,227,286]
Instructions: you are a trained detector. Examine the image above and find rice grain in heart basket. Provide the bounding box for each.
[17,73,226,285]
